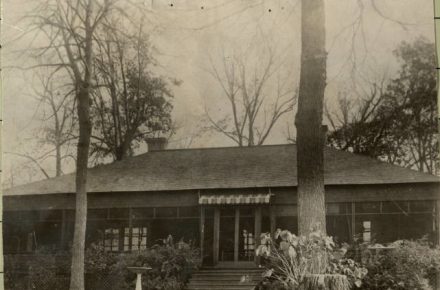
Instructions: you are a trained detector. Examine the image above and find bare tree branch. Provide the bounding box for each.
[5,152,51,179]
[206,48,296,146]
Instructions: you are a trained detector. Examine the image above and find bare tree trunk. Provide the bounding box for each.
[295,0,327,235]
[54,104,62,177]
[70,1,93,289]
[70,88,92,288]
[70,85,91,290]
[56,144,62,177]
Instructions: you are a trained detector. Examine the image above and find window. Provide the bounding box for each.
[239,206,254,217]
[276,205,297,216]
[276,216,298,235]
[382,201,408,213]
[326,215,351,243]
[205,207,215,218]
[39,210,62,221]
[410,201,433,213]
[156,207,178,218]
[179,207,199,217]
[89,209,108,220]
[132,208,154,219]
[66,210,76,221]
[105,226,148,252]
[326,204,340,215]
[104,228,120,252]
[109,208,129,220]
[326,203,351,215]
[124,227,147,251]
[362,221,371,242]
[355,202,380,214]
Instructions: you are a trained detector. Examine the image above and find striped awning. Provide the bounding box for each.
[198,193,271,205]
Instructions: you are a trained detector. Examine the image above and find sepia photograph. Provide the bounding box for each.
[2,0,440,289]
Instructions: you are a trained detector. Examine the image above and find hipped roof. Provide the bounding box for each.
[5,144,439,196]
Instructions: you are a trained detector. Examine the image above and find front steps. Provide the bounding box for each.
[186,268,263,290]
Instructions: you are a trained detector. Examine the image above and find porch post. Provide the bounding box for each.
[213,208,220,265]
[254,207,262,264]
[200,206,205,263]
[128,208,133,252]
[436,200,440,290]
[436,200,440,246]
[118,225,125,252]
[60,209,66,250]
[234,208,239,262]
[270,206,276,237]
[351,202,356,242]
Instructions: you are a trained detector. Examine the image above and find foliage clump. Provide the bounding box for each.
[5,236,200,290]
[327,38,437,173]
[256,228,367,290]
[108,238,201,290]
[358,239,440,290]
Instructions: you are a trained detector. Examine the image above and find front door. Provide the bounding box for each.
[215,206,260,266]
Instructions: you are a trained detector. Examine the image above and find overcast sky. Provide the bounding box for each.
[2,0,435,185]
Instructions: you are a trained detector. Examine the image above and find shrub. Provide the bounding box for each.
[107,238,201,290]
[6,236,201,290]
[5,248,71,290]
[256,228,367,290]
[358,239,440,290]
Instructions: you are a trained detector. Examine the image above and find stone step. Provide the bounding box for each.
[191,275,262,281]
[186,268,263,290]
[189,280,257,286]
[197,268,262,271]
[198,268,263,273]
[187,288,256,290]
[186,286,256,290]
[190,278,261,283]
[195,270,262,273]
[192,273,262,278]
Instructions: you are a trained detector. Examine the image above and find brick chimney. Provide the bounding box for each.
[146,137,168,152]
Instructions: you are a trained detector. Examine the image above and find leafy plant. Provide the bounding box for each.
[6,236,200,290]
[85,243,117,274]
[109,238,201,290]
[358,239,440,290]
[5,247,72,290]
[256,228,367,290]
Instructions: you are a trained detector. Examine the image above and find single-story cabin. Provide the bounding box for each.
[3,142,440,267]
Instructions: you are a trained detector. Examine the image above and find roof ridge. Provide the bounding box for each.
[139,143,294,154]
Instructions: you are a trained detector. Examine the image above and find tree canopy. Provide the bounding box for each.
[327,38,437,174]
[91,23,174,161]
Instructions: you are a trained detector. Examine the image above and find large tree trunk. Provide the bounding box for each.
[55,143,62,177]
[295,0,327,236]
[70,85,92,290]
[54,108,62,177]
[70,1,93,288]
